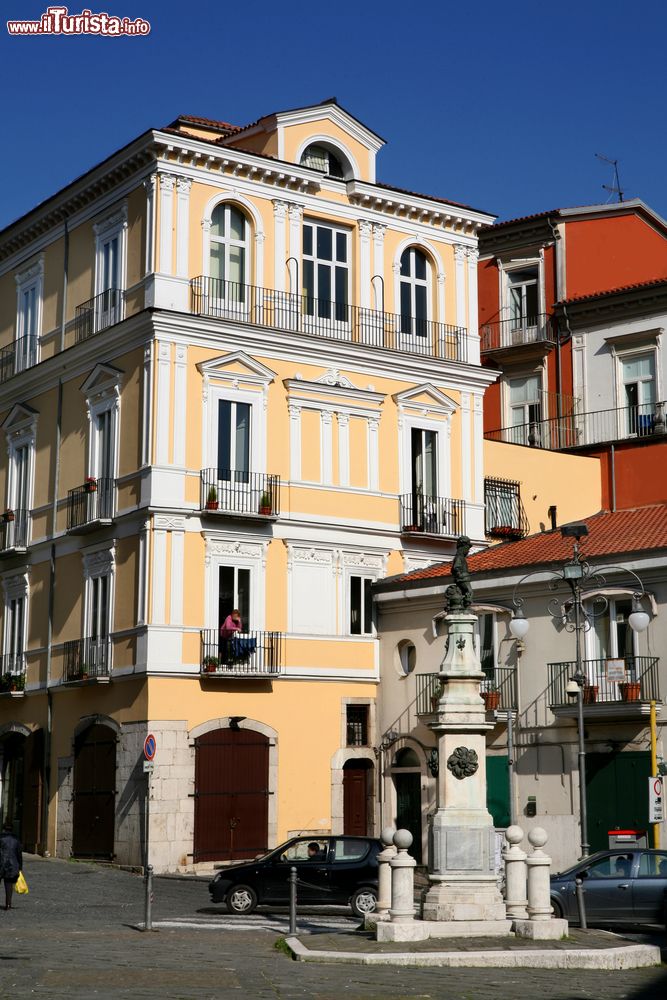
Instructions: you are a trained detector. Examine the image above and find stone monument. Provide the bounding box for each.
[421,535,510,933]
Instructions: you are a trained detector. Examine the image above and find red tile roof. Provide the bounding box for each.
[557,277,667,307]
[382,504,667,587]
[169,114,241,133]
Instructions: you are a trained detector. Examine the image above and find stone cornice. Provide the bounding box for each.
[347,181,493,237]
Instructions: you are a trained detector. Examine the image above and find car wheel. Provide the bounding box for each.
[551,898,563,919]
[226,884,258,915]
[351,887,378,918]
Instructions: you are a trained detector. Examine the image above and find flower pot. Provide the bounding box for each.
[259,506,272,516]
[482,690,501,711]
[583,685,599,704]
[3,511,14,523]
[619,681,641,702]
[205,501,219,511]
[404,525,423,533]
[84,481,97,493]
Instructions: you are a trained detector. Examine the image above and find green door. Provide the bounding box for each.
[586,752,651,854]
[394,773,422,863]
[486,755,510,828]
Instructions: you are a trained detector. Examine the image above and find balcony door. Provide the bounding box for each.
[507,268,539,340]
[621,354,655,437]
[209,204,248,313]
[303,222,349,326]
[17,284,38,371]
[409,427,438,529]
[9,443,30,546]
[5,596,25,675]
[98,234,121,331]
[92,408,114,519]
[216,399,252,509]
[219,566,251,634]
[88,574,110,674]
[508,375,542,444]
[399,247,429,340]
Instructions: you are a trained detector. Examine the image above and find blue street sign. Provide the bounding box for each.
[144,734,157,761]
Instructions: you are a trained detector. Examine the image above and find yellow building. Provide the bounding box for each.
[0,99,500,871]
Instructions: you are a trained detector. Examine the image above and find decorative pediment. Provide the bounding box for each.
[393,383,458,416]
[312,368,358,389]
[80,363,123,403]
[2,403,38,434]
[284,368,385,411]
[197,351,277,387]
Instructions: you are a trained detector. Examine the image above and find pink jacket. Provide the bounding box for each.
[220,614,242,639]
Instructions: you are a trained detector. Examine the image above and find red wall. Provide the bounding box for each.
[565,215,667,299]
[591,441,667,510]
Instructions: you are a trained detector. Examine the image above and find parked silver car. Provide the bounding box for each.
[550,849,667,927]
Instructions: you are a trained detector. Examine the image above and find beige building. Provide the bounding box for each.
[0,99,513,872]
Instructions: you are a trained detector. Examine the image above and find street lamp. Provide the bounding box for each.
[508,523,648,858]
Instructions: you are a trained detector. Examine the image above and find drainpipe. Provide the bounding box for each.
[60,214,69,353]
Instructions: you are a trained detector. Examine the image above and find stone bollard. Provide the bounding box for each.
[388,829,416,924]
[513,826,568,939]
[375,826,397,921]
[526,827,553,921]
[502,824,528,920]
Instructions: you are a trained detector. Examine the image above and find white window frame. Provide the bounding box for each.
[585,594,640,661]
[339,550,385,637]
[209,202,250,291]
[399,246,431,338]
[82,546,115,641]
[209,385,263,475]
[14,257,43,370]
[399,413,450,499]
[614,344,660,437]
[348,574,374,637]
[3,407,37,548]
[499,257,544,321]
[302,219,351,329]
[2,570,30,673]
[204,535,266,632]
[81,366,122,483]
[94,206,128,297]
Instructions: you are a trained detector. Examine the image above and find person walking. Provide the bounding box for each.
[0,822,23,910]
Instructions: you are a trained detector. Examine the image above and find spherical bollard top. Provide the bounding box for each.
[505,824,525,846]
[393,829,413,850]
[528,826,548,849]
[381,826,397,847]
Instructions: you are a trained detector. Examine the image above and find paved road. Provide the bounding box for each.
[1,855,665,999]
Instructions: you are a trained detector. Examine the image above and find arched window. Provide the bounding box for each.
[300,143,345,179]
[393,747,420,768]
[399,247,429,338]
[209,204,249,297]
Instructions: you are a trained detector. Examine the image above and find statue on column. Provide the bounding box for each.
[445,536,473,612]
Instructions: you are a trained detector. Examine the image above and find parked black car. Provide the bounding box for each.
[209,835,382,917]
[550,848,667,927]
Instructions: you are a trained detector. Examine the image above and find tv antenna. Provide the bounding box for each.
[595,153,624,203]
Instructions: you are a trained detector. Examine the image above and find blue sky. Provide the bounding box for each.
[2,0,667,230]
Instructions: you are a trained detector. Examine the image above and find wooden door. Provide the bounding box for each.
[21,729,43,853]
[394,772,422,863]
[586,751,651,853]
[194,728,269,863]
[72,724,116,859]
[343,760,370,836]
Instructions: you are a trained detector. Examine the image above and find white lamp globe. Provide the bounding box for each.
[628,608,650,633]
[509,612,530,640]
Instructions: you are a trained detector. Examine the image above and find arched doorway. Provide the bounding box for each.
[391,746,422,863]
[72,723,116,859]
[194,727,269,863]
[0,728,43,852]
[343,759,372,836]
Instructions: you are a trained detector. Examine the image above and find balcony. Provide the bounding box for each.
[0,508,29,555]
[480,315,555,355]
[63,636,111,683]
[200,469,280,520]
[0,652,26,696]
[200,628,283,678]
[484,478,528,541]
[191,277,468,363]
[416,667,516,716]
[548,657,660,718]
[486,400,667,451]
[75,288,123,343]
[0,335,38,384]
[67,477,115,533]
[400,494,466,537]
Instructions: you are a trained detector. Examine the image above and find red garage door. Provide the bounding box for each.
[194,728,269,863]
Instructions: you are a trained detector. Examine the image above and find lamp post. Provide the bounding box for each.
[508,522,649,859]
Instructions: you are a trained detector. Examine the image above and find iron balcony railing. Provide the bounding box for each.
[191,277,468,363]
[484,477,529,540]
[0,335,38,384]
[0,508,29,552]
[63,636,111,681]
[67,477,115,531]
[0,652,26,692]
[480,314,555,353]
[416,667,517,715]
[200,469,280,518]
[400,494,466,536]
[75,288,123,343]
[548,656,660,707]
[486,400,667,451]
[200,628,283,677]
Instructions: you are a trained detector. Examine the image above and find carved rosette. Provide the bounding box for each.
[446,746,479,780]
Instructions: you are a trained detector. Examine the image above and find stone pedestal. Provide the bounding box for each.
[422,611,508,931]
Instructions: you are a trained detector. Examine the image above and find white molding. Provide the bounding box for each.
[472,392,484,504]
[454,244,467,328]
[337,412,350,487]
[294,133,362,181]
[201,189,263,287]
[287,202,302,272]
[141,344,152,466]
[175,176,192,278]
[173,344,187,467]
[289,403,301,480]
[204,532,267,631]
[170,528,185,627]
[358,218,372,306]
[158,174,175,276]
[460,390,472,502]
[321,409,334,486]
[151,528,167,624]
[15,253,44,351]
[94,202,128,296]
[393,382,458,414]
[273,199,288,292]
[156,342,171,464]
[143,175,157,275]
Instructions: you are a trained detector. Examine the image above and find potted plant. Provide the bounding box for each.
[203,656,219,673]
[258,491,272,515]
[619,680,641,702]
[0,672,12,693]
[84,476,97,493]
[3,509,15,523]
[205,485,218,511]
[482,685,501,711]
[583,684,599,704]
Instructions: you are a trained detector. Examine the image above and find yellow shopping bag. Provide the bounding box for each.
[15,871,28,895]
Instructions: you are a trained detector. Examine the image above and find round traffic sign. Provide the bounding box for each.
[144,734,157,761]
[653,777,663,796]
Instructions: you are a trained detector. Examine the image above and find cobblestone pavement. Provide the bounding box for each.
[0,855,665,999]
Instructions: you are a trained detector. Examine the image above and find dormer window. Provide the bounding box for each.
[300,144,345,179]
